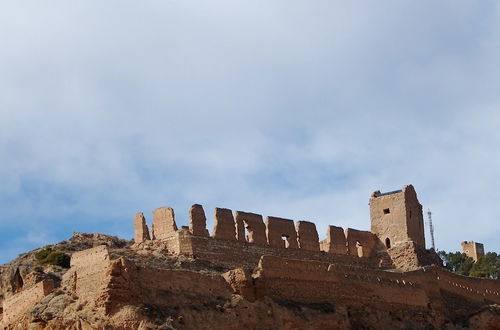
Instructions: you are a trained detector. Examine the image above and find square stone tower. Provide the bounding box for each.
[461,241,485,262]
[369,184,425,249]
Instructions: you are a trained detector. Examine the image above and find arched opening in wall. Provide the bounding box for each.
[281,234,290,248]
[356,241,363,258]
[385,238,391,249]
[13,268,23,293]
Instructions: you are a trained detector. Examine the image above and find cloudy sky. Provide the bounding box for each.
[1,1,499,264]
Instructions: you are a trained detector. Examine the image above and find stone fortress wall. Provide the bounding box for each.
[134,203,380,268]
[1,279,54,324]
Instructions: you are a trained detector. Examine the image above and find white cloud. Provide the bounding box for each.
[1,1,499,263]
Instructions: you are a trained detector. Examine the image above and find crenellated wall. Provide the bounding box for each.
[133,204,379,262]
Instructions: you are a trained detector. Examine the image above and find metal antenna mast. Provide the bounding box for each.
[426,208,436,250]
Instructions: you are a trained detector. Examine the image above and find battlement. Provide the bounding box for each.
[133,204,379,263]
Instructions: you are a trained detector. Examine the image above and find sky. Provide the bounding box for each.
[1,1,499,264]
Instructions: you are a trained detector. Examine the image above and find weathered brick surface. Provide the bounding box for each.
[152,207,178,240]
[2,279,54,324]
[266,216,299,249]
[134,212,150,243]
[321,225,347,254]
[345,228,377,257]
[69,245,111,303]
[212,208,236,240]
[296,221,320,251]
[234,211,267,245]
[370,184,425,248]
[256,255,431,306]
[189,204,209,237]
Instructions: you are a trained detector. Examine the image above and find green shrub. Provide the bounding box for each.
[34,248,70,268]
[34,248,53,261]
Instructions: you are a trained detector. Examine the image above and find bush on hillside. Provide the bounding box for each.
[34,248,70,268]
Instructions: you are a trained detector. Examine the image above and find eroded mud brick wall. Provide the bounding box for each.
[321,225,347,254]
[135,204,383,269]
[68,245,111,302]
[212,208,237,240]
[152,207,178,240]
[256,256,430,307]
[234,211,267,245]
[2,279,54,324]
[266,216,299,249]
[345,228,377,257]
[189,204,209,237]
[295,221,319,251]
[370,185,425,248]
[134,212,150,243]
[136,267,232,307]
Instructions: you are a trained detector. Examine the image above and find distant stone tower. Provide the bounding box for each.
[461,241,485,262]
[369,184,425,249]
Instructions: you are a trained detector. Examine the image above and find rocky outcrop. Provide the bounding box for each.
[387,241,442,271]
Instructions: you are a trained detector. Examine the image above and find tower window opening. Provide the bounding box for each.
[383,208,390,214]
[385,238,391,249]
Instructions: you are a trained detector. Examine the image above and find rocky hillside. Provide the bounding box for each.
[0,233,130,304]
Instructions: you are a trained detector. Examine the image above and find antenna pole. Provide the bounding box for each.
[427,208,436,250]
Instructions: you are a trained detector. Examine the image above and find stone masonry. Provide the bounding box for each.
[134,213,150,243]
[189,204,209,237]
[266,216,299,249]
[370,184,425,249]
[461,241,485,262]
[152,207,178,239]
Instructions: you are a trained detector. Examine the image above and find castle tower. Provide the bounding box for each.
[461,241,485,262]
[369,184,425,249]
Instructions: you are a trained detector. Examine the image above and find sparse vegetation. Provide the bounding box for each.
[34,248,70,268]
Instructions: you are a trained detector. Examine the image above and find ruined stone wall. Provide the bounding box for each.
[431,267,500,304]
[370,185,425,248]
[68,245,111,303]
[256,256,429,307]
[134,205,388,270]
[345,228,377,257]
[296,221,320,251]
[189,204,209,237]
[234,211,267,245]
[135,267,232,307]
[403,186,425,247]
[254,255,500,307]
[179,234,376,270]
[2,279,54,324]
[134,212,150,243]
[266,216,299,249]
[320,225,347,255]
[152,207,178,240]
[212,208,237,241]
